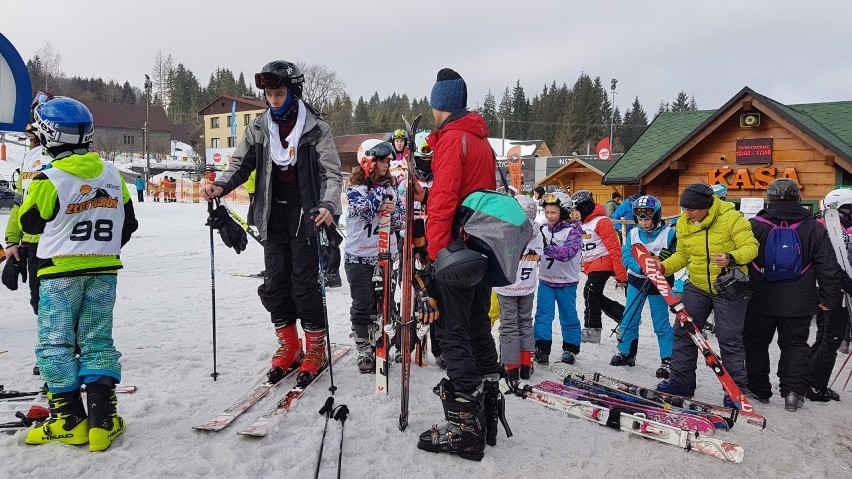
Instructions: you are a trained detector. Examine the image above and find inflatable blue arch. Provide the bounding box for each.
[0,32,33,132]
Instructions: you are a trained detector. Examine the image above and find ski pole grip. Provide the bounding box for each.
[309,207,321,220]
[319,396,335,415]
[333,405,349,422]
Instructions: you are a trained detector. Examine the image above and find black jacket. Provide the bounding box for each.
[747,201,842,315]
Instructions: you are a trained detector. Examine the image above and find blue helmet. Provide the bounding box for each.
[632,195,663,228]
[34,97,94,148]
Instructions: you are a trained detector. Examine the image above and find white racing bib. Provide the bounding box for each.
[20,146,52,200]
[344,185,397,258]
[627,226,673,279]
[580,216,608,262]
[539,225,581,284]
[38,164,124,259]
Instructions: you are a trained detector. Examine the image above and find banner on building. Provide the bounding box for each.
[506,145,523,193]
[596,137,611,160]
[230,101,237,140]
[206,147,236,168]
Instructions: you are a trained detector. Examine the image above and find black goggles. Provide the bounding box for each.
[255,72,284,89]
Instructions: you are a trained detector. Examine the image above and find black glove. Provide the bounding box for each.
[412,273,440,325]
[2,253,27,291]
[207,204,248,254]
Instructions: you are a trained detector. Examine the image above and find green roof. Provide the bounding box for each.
[603,87,852,184]
[603,110,713,182]
[581,158,619,174]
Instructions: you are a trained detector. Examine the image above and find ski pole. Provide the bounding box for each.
[831,348,852,388]
[332,404,349,479]
[206,200,220,381]
[610,279,650,338]
[314,396,335,479]
[311,209,336,395]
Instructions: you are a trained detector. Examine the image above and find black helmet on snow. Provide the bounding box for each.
[255,61,305,99]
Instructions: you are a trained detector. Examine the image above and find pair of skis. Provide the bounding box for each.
[631,244,766,429]
[823,208,852,391]
[372,115,421,432]
[193,344,350,437]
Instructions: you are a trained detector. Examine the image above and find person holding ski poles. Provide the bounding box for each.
[611,195,675,379]
[411,68,507,461]
[743,179,842,411]
[344,139,404,373]
[200,60,343,387]
[654,183,759,405]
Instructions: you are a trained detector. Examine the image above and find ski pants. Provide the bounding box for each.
[345,262,378,340]
[534,282,581,354]
[497,293,535,365]
[260,239,324,332]
[36,275,122,393]
[247,193,256,226]
[617,283,673,360]
[670,282,748,393]
[744,312,812,398]
[434,280,501,394]
[23,242,41,315]
[583,270,624,329]
[810,308,849,391]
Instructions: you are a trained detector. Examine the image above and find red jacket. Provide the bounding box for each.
[426,112,496,259]
[581,204,627,281]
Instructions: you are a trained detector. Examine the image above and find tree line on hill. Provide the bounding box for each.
[25,43,698,155]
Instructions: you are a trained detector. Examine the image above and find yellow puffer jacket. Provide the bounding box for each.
[661,198,759,295]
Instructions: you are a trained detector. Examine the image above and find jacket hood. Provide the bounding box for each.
[51,151,105,179]
[436,111,490,139]
[583,203,608,223]
[758,201,811,223]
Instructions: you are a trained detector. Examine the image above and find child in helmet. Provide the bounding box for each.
[19,97,138,451]
[495,195,544,383]
[572,189,627,344]
[344,140,404,373]
[533,192,584,365]
[612,195,676,378]
[389,129,409,191]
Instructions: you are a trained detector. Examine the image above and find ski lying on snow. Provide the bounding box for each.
[537,380,716,435]
[0,384,136,402]
[519,383,745,463]
[552,364,736,430]
[238,344,350,438]
[193,364,301,432]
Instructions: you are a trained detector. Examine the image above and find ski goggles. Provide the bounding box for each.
[254,72,285,89]
[30,91,54,110]
[542,193,559,204]
[633,207,656,219]
[391,129,407,139]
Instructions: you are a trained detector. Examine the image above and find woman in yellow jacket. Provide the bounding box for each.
[654,183,759,403]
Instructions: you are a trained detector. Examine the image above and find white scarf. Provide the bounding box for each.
[267,99,307,168]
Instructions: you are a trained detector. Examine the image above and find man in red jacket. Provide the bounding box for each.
[413,69,505,461]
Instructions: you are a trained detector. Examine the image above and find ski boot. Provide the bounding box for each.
[417,379,486,461]
[581,328,601,344]
[655,358,672,379]
[482,373,512,446]
[519,351,533,380]
[534,340,551,366]
[25,388,89,446]
[655,378,694,397]
[784,391,805,412]
[355,340,375,373]
[434,354,447,371]
[504,365,520,390]
[743,388,770,404]
[560,351,576,365]
[86,378,126,452]
[807,387,840,402]
[840,340,850,355]
[610,352,635,367]
[296,329,327,386]
[325,273,342,288]
[268,323,303,383]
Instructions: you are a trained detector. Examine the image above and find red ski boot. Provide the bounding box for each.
[520,351,534,380]
[268,324,303,383]
[296,329,327,386]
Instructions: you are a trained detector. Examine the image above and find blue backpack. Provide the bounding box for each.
[751,216,810,282]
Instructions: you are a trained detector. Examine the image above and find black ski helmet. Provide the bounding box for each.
[766,178,801,204]
[433,239,487,287]
[571,189,595,220]
[713,267,752,301]
[255,61,305,99]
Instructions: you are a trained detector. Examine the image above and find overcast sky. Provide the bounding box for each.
[4,0,851,116]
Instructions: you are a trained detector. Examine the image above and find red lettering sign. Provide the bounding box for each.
[735,138,773,165]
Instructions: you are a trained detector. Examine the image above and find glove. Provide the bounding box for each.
[412,218,428,263]
[658,248,673,261]
[412,273,440,325]
[615,281,627,291]
[2,254,27,291]
[207,204,248,254]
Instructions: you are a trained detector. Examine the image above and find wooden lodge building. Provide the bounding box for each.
[540,87,852,215]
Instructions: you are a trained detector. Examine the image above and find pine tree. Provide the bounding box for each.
[671,91,691,112]
[511,80,529,138]
[621,96,649,150]
[481,90,498,134]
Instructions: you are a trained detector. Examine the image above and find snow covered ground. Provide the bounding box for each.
[1,190,851,477]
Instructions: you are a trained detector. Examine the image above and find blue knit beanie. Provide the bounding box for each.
[429,68,467,112]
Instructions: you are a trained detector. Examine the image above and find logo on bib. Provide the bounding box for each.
[66,184,119,214]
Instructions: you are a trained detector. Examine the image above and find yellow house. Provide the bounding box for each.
[199,95,267,166]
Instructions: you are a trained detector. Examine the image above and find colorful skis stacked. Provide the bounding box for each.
[519,381,745,463]
[631,243,766,429]
[374,202,394,395]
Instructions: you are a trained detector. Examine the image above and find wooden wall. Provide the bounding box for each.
[542,163,622,204]
[647,108,842,216]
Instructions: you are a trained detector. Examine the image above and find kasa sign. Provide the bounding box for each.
[706,166,802,190]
